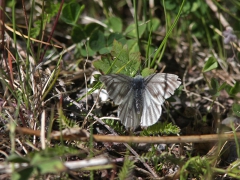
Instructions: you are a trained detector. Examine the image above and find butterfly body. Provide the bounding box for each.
[100,73,181,130]
[132,75,145,115]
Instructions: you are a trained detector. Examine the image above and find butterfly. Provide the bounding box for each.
[100,73,181,130]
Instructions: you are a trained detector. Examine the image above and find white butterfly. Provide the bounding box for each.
[100,73,181,130]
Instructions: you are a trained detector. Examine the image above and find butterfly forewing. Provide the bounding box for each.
[100,74,132,105]
[141,73,181,127]
[144,73,181,99]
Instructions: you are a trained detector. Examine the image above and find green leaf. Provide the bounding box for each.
[125,22,147,38]
[118,156,135,180]
[225,82,240,96]
[31,154,65,174]
[31,146,82,158]
[45,2,60,19]
[141,122,180,136]
[30,20,41,38]
[99,47,112,54]
[78,43,95,57]
[93,40,141,76]
[210,78,219,96]
[71,25,87,43]
[12,167,34,180]
[230,82,240,95]
[164,0,177,10]
[141,68,155,77]
[111,40,141,76]
[202,56,218,72]
[103,119,126,135]
[148,18,161,32]
[232,104,240,117]
[61,3,84,25]
[211,78,219,90]
[9,146,77,179]
[108,16,123,33]
[97,33,127,54]
[93,55,115,74]
[89,30,106,51]
[218,82,227,91]
[107,33,126,46]
[84,23,104,37]
[224,84,232,95]
[7,154,30,163]
[126,39,139,53]
[30,14,51,38]
[191,1,200,12]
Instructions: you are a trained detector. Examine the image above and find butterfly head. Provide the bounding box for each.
[132,75,145,90]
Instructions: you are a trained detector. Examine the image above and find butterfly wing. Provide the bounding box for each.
[100,74,140,129]
[118,89,141,129]
[100,74,132,105]
[141,73,181,127]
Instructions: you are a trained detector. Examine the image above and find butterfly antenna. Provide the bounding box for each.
[136,68,141,75]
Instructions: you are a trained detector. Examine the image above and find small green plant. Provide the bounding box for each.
[118,155,135,180]
[103,119,126,135]
[180,156,212,179]
[93,40,141,76]
[141,122,180,136]
[7,146,81,180]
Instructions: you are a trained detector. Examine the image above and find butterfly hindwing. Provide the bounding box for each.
[141,87,162,127]
[144,73,181,100]
[118,89,141,129]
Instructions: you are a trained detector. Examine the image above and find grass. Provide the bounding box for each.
[1,0,240,179]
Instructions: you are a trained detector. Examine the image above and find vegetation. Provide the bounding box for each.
[0,0,240,179]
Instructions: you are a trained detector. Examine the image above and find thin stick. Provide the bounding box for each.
[15,127,240,144]
[182,89,225,109]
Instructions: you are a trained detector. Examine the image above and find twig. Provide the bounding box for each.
[182,89,225,109]
[65,157,112,170]
[15,127,240,145]
[40,108,46,149]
